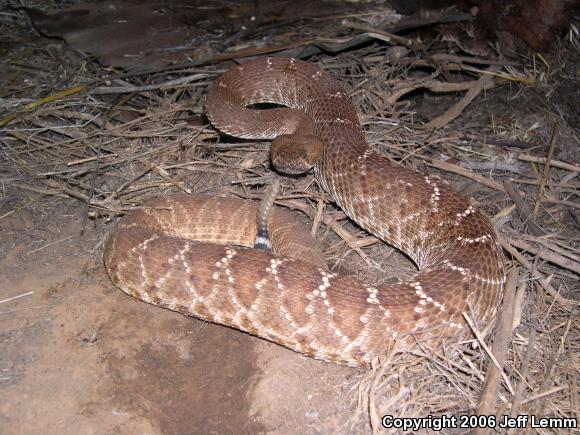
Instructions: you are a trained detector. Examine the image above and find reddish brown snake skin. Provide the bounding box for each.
[104,57,505,366]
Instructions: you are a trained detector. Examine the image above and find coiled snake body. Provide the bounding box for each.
[104,58,505,366]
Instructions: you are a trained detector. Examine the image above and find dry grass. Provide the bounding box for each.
[1,3,578,433]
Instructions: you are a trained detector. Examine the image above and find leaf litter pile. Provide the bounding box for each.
[0,3,578,433]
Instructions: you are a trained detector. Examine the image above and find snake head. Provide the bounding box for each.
[270,134,325,175]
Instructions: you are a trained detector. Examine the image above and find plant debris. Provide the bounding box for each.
[1,2,578,433]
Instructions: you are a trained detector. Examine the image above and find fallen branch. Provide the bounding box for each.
[509,323,537,421]
[90,74,211,94]
[503,180,545,236]
[428,158,505,192]
[533,124,559,216]
[499,237,573,307]
[474,269,519,425]
[424,64,501,130]
[516,154,580,172]
[386,78,496,106]
[507,236,580,275]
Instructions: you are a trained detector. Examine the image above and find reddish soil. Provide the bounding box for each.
[0,195,357,434]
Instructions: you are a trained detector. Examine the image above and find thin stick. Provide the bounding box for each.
[510,178,580,189]
[498,236,572,306]
[0,291,34,305]
[0,84,86,128]
[503,180,544,236]
[533,124,558,216]
[90,73,211,94]
[428,158,505,192]
[532,307,577,415]
[521,385,568,405]
[509,323,537,421]
[516,153,579,172]
[424,64,501,130]
[26,235,74,255]
[387,79,497,106]
[312,199,325,237]
[10,183,68,199]
[463,310,514,396]
[141,160,192,194]
[280,199,374,266]
[545,199,580,210]
[474,269,519,425]
[507,237,580,275]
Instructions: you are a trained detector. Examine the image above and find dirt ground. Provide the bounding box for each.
[1,2,578,435]
[0,195,360,434]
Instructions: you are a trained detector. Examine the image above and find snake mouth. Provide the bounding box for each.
[270,158,312,175]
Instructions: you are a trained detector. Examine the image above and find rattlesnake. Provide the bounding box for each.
[104,57,505,366]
